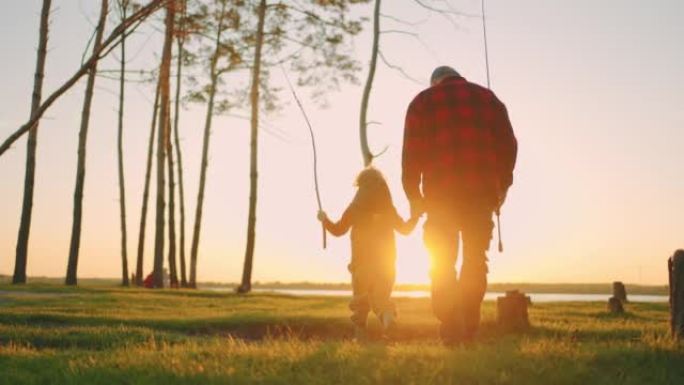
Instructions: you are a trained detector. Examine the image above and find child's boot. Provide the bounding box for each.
[353,324,368,342]
[380,311,397,339]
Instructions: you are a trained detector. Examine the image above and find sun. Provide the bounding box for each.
[395,235,431,285]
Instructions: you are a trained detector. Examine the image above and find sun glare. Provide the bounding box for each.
[395,235,431,285]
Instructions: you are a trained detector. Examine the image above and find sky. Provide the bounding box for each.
[0,0,682,285]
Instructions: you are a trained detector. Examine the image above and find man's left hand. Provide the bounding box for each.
[410,197,426,219]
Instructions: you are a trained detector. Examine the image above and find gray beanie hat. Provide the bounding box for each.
[430,66,460,84]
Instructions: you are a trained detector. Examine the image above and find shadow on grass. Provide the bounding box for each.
[0,310,542,350]
[1,312,658,350]
[0,287,670,351]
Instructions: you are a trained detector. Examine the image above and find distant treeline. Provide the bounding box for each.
[0,275,668,295]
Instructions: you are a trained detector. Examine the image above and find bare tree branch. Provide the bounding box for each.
[380,29,419,37]
[0,0,168,158]
[412,0,478,18]
[411,0,477,32]
[381,28,440,63]
[373,144,389,159]
[380,13,428,26]
[378,50,421,84]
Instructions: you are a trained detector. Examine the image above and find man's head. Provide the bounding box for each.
[430,66,460,86]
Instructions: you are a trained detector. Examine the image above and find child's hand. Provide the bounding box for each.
[410,198,425,219]
[407,215,421,229]
[317,210,328,222]
[397,214,421,235]
[409,211,424,222]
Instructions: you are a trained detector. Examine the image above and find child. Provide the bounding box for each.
[317,167,420,340]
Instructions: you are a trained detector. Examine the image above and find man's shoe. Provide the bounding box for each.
[440,321,460,346]
[461,329,478,347]
[353,325,368,342]
[440,315,465,346]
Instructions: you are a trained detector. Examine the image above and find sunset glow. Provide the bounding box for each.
[1,0,682,286]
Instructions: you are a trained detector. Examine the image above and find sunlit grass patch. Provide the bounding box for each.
[0,285,682,385]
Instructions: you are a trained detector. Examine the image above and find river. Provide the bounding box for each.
[206,288,669,303]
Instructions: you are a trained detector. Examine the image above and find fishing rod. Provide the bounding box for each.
[481,0,503,253]
[482,0,491,89]
[280,65,327,249]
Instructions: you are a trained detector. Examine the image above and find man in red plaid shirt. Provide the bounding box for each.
[402,66,517,344]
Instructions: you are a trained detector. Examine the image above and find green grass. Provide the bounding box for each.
[0,284,681,385]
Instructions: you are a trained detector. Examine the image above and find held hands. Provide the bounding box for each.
[404,201,424,235]
[407,214,421,228]
[409,197,426,220]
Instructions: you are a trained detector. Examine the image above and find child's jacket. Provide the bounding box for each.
[323,202,416,269]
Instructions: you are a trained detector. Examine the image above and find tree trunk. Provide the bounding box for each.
[13,0,51,285]
[66,0,108,286]
[135,82,160,286]
[358,0,381,167]
[188,1,227,289]
[670,249,684,340]
[117,0,130,287]
[153,1,176,288]
[237,0,267,294]
[166,111,179,288]
[188,74,217,289]
[174,0,188,287]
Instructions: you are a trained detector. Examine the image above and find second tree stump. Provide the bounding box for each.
[497,290,530,329]
[613,281,628,303]
[607,296,624,314]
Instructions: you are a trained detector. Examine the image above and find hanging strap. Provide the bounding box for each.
[482,0,504,252]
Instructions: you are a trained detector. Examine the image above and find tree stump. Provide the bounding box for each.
[607,296,624,314]
[669,249,684,340]
[613,281,628,303]
[497,290,530,329]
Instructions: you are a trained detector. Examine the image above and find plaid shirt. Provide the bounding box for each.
[402,76,517,209]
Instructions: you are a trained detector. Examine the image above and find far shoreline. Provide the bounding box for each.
[0,275,669,295]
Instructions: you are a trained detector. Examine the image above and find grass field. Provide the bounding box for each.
[0,284,682,385]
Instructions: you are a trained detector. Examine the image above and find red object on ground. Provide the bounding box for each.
[143,273,154,289]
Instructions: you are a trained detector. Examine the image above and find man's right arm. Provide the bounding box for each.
[402,97,427,215]
[493,100,518,204]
